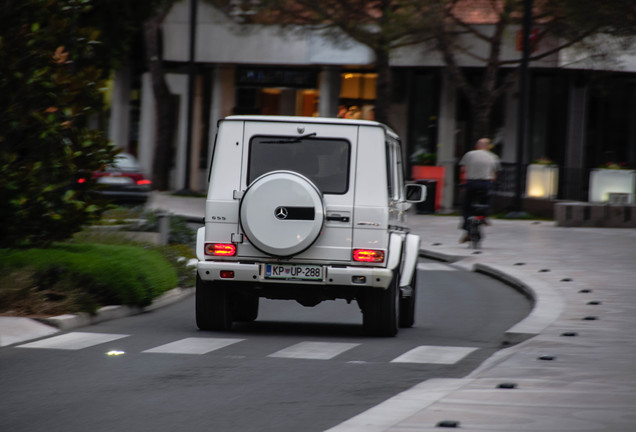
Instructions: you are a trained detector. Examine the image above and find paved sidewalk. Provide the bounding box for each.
[150,192,636,431]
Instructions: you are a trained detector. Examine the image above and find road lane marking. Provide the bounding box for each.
[390,345,478,364]
[17,332,128,350]
[417,263,457,271]
[143,337,244,354]
[268,341,360,360]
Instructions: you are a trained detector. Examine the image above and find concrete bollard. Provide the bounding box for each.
[158,213,171,245]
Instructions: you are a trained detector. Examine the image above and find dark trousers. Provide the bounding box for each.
[462,180,493,231]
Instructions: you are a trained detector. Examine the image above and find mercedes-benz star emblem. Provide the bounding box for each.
[274,206,288,220]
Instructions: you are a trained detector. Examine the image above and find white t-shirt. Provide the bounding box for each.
[459,150,500,180]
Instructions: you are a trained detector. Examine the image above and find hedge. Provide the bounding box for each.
[0,243,178,311]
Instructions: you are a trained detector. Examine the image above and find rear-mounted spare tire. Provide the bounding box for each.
[239,170,325,257]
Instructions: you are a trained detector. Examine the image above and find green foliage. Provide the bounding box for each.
[0,243,178,314]
[0,0,119,248]
[70,226,196,290]
[414,152,437,166]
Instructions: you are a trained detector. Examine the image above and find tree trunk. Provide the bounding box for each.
[471,99,493,144]
[374,48,392,126]
[143,6,176,191]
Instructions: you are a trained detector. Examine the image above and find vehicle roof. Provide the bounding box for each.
[221,115,399,141]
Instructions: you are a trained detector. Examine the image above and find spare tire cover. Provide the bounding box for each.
[240,171,324,257]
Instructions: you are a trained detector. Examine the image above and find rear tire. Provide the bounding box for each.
[469,218,481,249]
[362,271,399,337]
[399,270,417,328]
[195,275,233,331]
[231,294,259,322]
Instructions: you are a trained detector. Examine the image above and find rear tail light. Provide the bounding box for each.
[137,179,152,185]
[220,270,235,279]
[353,249,385,263]
[205,243,237,256]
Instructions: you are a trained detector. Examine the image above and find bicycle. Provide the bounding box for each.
[466,188,491,249]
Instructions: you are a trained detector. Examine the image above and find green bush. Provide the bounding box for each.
[70,227,196,292]
[0,243,178,315]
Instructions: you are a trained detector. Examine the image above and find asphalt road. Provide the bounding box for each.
[0,260,531,432]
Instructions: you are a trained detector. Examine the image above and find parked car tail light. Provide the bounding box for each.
[77,178,87,184]
[137,179,152,186]
[205,243,237,256]
[353,249,385,263]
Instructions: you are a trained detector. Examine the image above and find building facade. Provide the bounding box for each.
[110,1,636,210]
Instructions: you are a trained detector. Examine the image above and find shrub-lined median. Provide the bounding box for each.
[0,243,179,317]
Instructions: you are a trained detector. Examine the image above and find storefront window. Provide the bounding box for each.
[338,72,377,120]
[587,76,636,167]
[234,67,319,117]
[528,73,567,165]
[408,71,439,165]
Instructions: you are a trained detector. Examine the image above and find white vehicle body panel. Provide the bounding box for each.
[196,115,425,335]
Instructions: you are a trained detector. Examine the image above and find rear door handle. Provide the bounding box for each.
[326,215,350,222]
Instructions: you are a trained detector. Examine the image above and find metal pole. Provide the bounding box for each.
[513,0,533,213]
[180,0,198,194]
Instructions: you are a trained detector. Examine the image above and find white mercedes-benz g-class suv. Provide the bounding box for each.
[196,115,425,336]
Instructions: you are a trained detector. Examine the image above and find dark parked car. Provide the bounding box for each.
[79,153,152,203]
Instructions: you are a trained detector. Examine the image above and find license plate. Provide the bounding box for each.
[265,264,323,281]
[98,176,133,185]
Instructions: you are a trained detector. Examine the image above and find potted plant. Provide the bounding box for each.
[526,157,558,199]
[589,162,635,203]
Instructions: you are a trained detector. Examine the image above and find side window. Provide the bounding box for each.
[394,142,405,199]
[385,141,403,201]
[385,143,395,200]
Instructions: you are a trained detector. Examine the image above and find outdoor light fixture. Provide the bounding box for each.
[526,164,558,199]
[589,169,635,203]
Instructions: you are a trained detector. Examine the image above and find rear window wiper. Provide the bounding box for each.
[260,132,317,144]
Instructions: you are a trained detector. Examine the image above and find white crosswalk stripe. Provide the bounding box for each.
[268,341,360,360]
[417,263,457,271]
[390,345,477,364]
[17,332,128,350]
[13,333,478,365]
[143,337,244,355]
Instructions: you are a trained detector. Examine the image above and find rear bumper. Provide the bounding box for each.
[197,261,393,289]
[95,188,150,203]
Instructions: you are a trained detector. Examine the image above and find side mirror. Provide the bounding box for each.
[405,183,426,203]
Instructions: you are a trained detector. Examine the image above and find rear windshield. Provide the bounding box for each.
[248,136,350,194]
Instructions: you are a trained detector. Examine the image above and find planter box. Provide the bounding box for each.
[588,169,636,203]
[411,166,445,210]
[526,164,558,199]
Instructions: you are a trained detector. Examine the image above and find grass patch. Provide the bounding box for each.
[493,211,550,220]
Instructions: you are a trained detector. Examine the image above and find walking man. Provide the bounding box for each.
[458,138,500,243]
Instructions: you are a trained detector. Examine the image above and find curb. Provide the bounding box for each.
[474,262,564,343]
[38,287,194,330]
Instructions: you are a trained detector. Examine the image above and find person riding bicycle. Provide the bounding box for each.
[458,138,500,243]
